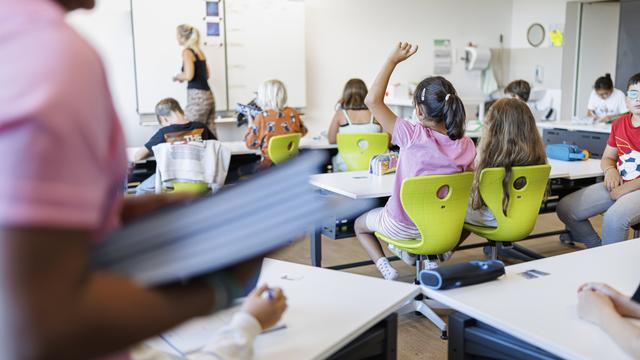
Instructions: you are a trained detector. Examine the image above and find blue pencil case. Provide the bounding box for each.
[546,144,589,161]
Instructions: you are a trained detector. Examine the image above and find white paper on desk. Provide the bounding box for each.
[159,306,285,355]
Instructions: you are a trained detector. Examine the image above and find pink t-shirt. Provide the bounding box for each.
[0,0,127,236]
[385,118,476,226]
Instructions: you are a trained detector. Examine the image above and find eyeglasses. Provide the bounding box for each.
[627,90,640,99]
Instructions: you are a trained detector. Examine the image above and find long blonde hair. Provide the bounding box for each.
[256,79,288,111]
[471,98,547,210]
[177,24,202,54]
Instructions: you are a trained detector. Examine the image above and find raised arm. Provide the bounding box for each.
[364,42,418,134]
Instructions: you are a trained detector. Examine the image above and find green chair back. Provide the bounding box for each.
[267,133,301,165]
[464,165,551,242]
[376,172,473,255]
[172,181,209,194]
[337,133,389,171]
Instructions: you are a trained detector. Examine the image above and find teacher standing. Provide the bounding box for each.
[173,24,217,136]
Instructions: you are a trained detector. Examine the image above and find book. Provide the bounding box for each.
[92,152,371,286]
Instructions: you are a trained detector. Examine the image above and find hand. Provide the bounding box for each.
[242,285,287,330]
[598,115,610,123]
[386,42,418,65]
[577,287,618,326]
[604,168,623,191]
[173,75,184,83]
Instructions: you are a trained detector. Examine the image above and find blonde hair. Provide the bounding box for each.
[256,79,288,111]
[155,98,184,123]
[471,98,547,210]
[177,24,202,53]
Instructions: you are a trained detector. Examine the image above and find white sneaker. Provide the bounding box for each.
[376,258,399,281]
[438,251,453,262]
[388,244,417,266]
[422,259,439,270]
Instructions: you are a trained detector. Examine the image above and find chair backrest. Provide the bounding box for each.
[477,164,551,241]
[172,181,209,194]
[379,172,473,255]
[336,133,389,171]
[268,133,301,165]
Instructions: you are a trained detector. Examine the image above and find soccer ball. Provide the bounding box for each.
[618,150,640,181]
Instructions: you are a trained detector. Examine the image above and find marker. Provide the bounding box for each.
[266,287,274,301]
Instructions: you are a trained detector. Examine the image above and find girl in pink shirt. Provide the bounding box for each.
[354,43,476,281]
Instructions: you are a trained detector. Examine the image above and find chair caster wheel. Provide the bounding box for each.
[440,331,448,340]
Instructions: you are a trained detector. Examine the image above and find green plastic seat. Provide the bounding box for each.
[376,172,474,256]
[337,133,389,171]
[267,133,301,165]
[464,165,551,260]
[172,181,209,194]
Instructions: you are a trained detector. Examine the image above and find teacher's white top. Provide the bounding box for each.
[422,239,640,360]
[309,159,603,199]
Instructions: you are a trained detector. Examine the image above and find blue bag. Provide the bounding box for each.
[545,144,589,161]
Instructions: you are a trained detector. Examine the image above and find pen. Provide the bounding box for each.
[266,287,274,301]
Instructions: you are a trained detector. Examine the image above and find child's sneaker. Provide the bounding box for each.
[376,257,399,281]
[438,250,453,262]
[388,244,417,266]
[422,258,439,270]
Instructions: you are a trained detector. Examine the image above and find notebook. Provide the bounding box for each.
[93,151,371,286]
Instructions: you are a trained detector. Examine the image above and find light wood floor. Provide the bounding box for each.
[270,213,607,360]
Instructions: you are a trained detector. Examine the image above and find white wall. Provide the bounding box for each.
[509,0,569,49]
[304,0,513,135]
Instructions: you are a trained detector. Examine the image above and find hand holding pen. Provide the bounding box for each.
[242,285,287,330]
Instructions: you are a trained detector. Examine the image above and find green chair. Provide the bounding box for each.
[172,181,209,194]
[267,133,301,165]
[463,165,551,261]
[375,172,473,338]
[336,133,389,171]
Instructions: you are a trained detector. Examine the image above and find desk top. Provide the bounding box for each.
[310,159,603,199]
[422,239,640,360]
[146,259,418,360]
[537,120,612,134]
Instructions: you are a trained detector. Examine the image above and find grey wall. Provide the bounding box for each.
[615,0,640,91]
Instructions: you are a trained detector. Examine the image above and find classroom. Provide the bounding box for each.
[1,0,640,359]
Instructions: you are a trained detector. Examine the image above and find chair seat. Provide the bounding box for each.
[463,222,498,237]
[375,232,423,255]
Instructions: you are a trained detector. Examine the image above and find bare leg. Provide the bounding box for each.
[354,213,385,262]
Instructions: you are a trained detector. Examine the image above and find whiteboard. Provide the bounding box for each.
[131,0,305,115]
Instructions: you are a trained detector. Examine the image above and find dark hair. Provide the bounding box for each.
[155,98,184,123]
[413,76,466,140]
[504,80,531,102]
[339,78,368,110]
[594,73,614,91]
[628,73,640,89]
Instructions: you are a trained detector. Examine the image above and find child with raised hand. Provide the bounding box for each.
[465,98,547,227]
[354,42,476,280]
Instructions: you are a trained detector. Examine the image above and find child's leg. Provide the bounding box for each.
[354,208,398,280]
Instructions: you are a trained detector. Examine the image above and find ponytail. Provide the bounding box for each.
[595,73,614,91]
[414,76,466,140]
[177,24,202,53]
[443,93,466,140]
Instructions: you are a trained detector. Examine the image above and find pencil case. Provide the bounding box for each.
[369,151,399,175]
[420,260,505,290]
[546,144,590,161]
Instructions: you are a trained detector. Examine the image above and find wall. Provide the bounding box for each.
[304,0,513,135]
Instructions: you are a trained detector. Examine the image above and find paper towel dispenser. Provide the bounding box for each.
[463,46,491,71]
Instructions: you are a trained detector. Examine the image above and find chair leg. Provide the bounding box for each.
[397,299,448,339]
[496,242,542,262]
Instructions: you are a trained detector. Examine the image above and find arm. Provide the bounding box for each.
[610,178,640,200]
[134,147,151,162]
[587,109,598,120]
[581,283,640,319]
[244,115,262,149]
[601,145,623,191]
[327,111,343,144]
[364,42,418,135]
[174,50,195,82]
[578,289,640,359]
[600,113,627,124]
[206,64,211,80]
[1,228,214,360]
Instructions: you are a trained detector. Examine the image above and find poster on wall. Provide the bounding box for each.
[434,39,452,75]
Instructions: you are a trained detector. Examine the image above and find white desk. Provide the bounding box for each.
[309,159,603,200]
[127,137,336,162]
[423,239,640,360]
[537,120,612,134]
[144,258,419,360]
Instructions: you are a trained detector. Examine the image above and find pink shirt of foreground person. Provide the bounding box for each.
[386,118,476,226]
[0,0,223,359]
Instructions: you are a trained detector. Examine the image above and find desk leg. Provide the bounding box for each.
[310,226,322,267]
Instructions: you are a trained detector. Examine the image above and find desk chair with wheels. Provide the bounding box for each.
[375,172,473,338]
[464,165,551,261]
[337,133,389,171]
[268,133,302,165]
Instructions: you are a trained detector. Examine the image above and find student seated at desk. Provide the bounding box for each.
[327,78,383,172]
[136,285,287,360]
[134,98,216,194]
[465,98,547,227]
[557,73,640,248]
[354,42,476,280]
[244,79,308,169]
[587,73,628,123]
[504,79,531,102]
[577,282,640,359]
